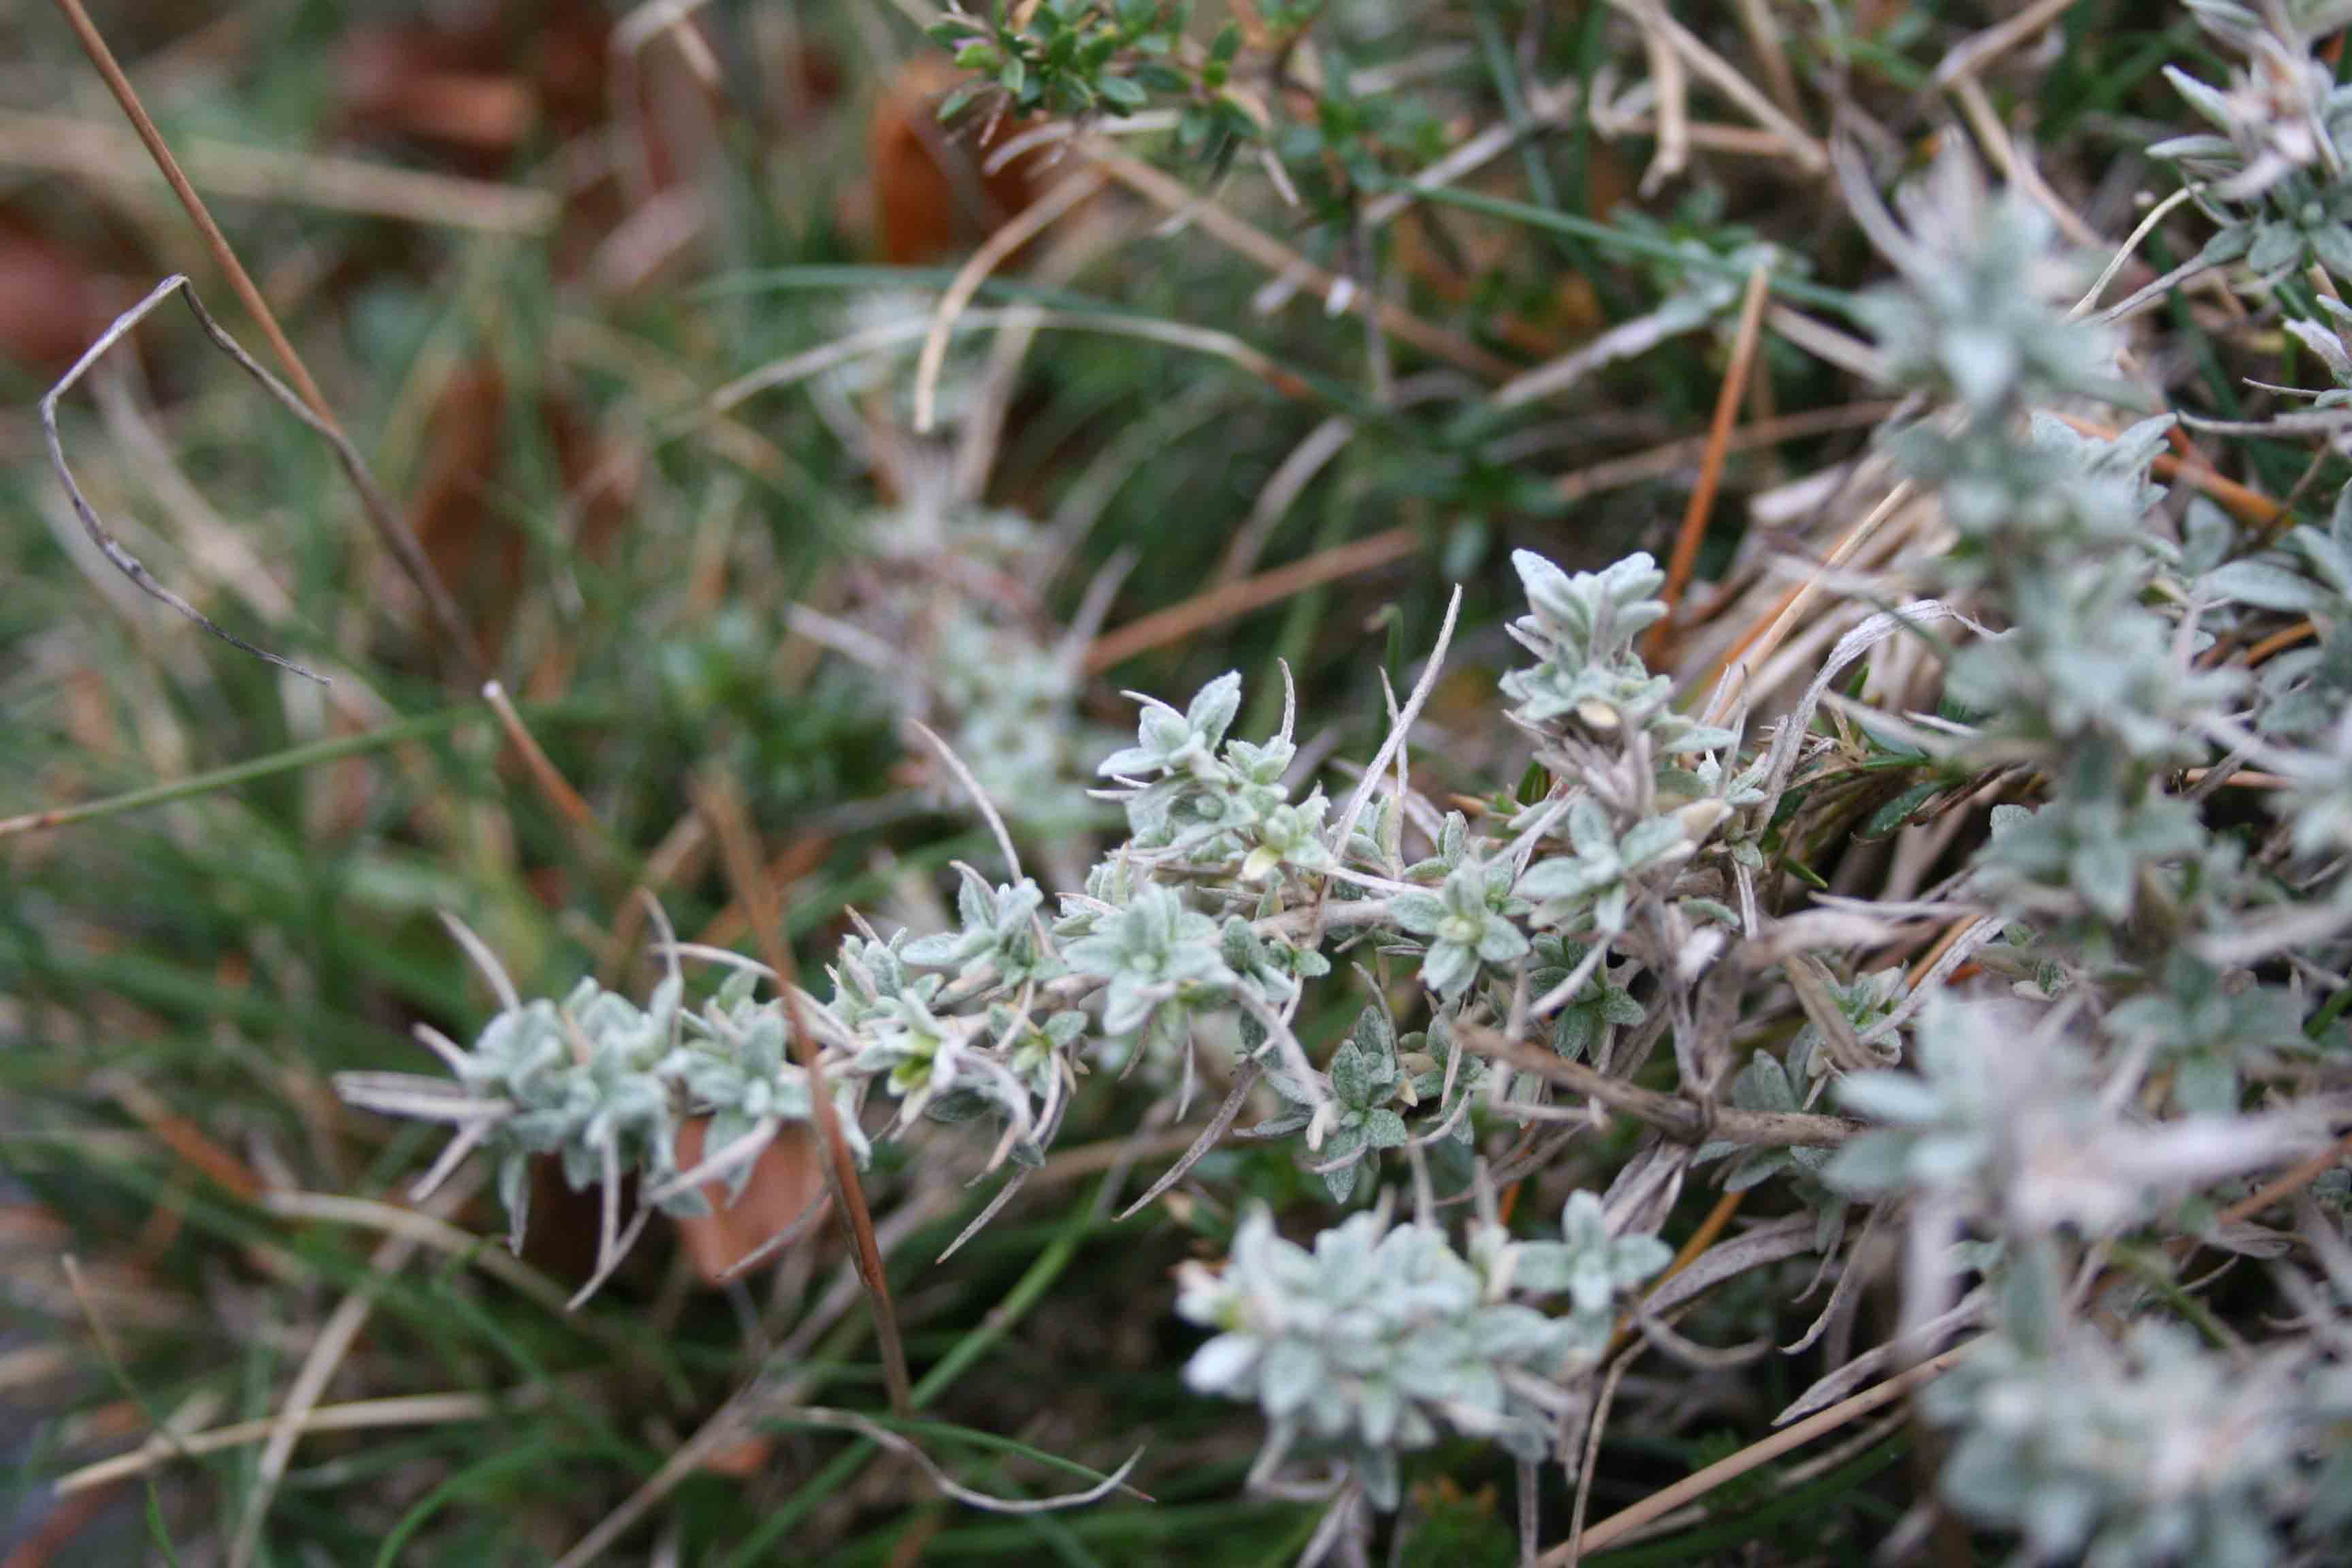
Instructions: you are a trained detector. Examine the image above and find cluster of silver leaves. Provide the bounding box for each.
[1175,1196,1667,1507]
[2158,1,2352,278]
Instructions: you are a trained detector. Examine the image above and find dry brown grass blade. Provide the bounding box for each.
[693,770,915,1416]
[229,1202,442,1567]
[1561,1339,1645,1567]
[0,108,557,234]
[1731,0,1804,119]
[1364,77,1580,229]
[1695,479,1915,724]
[551,1200,952,1568]
[260,1192,582,1318]
[2246,620,2319,664]
[1089,151,1519,380]
[1934,0,2082,86]
[1654,1190,1745,1289]
[2151,451,2288,529]
[1603,1189,1745,1359]
[483,679,599,830]
[1765,303,1890,383]
[703,305,1324,419]
[49,1256,203,1553]
[913,165,1107,434]
[1083,525,1422,672]
[50,0,484,681]
[693,834,834,949]
[1904,914,1982,990]
[1215,414,1356,584]
[1537,1343,1974,1564]
[1604,0,1827,173]
[1,1475,119,1565]
[2214,1128,2352,1228]
[1631,3,1688,195]
[1948,73,2104,250]
[54,1391,505,1497]
[1608,116,1806,159]
[2178,768,2291,789]
[1648,261,1773,663]
[1115,1062,1264,1222]
[1554,400,1898,504]
[103,1073,262,1203]
[1030,1122,1232,1183]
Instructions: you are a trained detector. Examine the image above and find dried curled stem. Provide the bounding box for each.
[42,276,333,684]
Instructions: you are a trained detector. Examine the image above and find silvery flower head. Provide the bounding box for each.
[1969,782,2208,926]
[1528,934,1646,1061]
[1282,1007,1407,1202]
[930,609,1100,826]
[2102,951,2308,1117]
[1827,994,2078,1208]
[850,990,964,1122]
[1948,569,2242,765]
[1241,792,1333,881]
[670,974,813,1198]
[821,289,992,427]
[1219,915,1330,1013]
[671,971,870,1197]
[478,979,687,1220]
[2278,705,2352,856]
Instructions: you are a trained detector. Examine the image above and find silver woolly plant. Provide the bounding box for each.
[330,167,2352,1544]
[2204,459,2352,739]
[1515,796,1693,937]
[1807,142,2352,1561]
[1821,996,2311,1241]
[1850,146,2245,931]
[901,866,1056,987]
[929,604,1106,830]
[838,495,1121,836]
[1261,1006,1409,1203]
[334,542,1742,1353]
